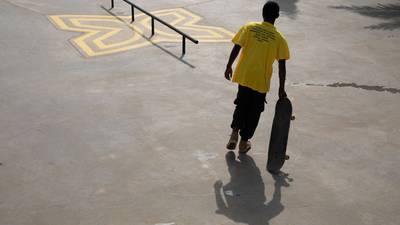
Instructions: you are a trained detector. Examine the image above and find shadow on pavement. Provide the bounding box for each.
[214,152,292,225]
[279,0,300,19]
[331,1,400,30]
[326,82,400,94]
[292,82,400,94]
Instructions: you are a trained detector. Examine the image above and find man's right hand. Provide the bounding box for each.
[225,66,233,80]
[279,87,287,99]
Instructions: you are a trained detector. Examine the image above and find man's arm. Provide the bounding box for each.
[278,59,287,98]
[225,44,242,80]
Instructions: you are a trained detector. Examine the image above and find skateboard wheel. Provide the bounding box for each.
[291,115,296,121]
[285,155,290,160]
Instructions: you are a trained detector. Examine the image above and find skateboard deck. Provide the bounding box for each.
[267,97,294,173]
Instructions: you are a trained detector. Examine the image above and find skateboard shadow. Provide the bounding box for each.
[214,152,291,225]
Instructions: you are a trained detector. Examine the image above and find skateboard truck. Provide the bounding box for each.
[287,116,294,160]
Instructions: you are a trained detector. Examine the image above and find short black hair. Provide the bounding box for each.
[263,1,280,20]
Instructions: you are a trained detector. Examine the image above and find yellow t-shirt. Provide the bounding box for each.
[232,22,290,93]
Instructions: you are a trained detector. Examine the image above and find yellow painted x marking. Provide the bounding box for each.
[49,8,235,57]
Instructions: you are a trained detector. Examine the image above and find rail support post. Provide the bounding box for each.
[131,5,135,22]
[182,36,186,55]
[111,0,114,9]
[151,18,155,36]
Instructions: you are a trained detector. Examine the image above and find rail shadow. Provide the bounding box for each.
[100,5,196,68]
[214,152,292,225]
[331,2,400,30]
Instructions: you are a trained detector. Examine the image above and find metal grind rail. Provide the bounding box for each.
[110,0,199,55]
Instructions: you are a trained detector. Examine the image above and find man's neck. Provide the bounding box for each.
[264,19,275,25]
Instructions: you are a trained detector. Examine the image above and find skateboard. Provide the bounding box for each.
[267,97,295,173]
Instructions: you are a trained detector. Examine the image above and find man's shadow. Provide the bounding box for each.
[214,152,291,225]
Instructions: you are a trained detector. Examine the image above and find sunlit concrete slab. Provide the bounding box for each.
[1,0,399,225]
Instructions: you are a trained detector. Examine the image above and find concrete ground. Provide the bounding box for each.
[1,0,399,224]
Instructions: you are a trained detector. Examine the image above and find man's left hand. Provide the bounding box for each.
[225,66,233,81]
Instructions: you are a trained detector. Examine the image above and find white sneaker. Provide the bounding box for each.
[226,131,239,150]
[239,140,251,154]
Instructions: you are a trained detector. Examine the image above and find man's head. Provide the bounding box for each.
[263,1,280,21]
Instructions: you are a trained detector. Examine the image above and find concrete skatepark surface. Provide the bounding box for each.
[1,0,399,224]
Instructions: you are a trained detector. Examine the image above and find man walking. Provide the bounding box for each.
[225,1,290,153]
